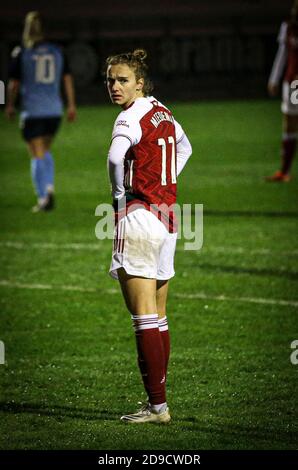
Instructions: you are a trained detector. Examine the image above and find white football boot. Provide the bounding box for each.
[120,402,171,424]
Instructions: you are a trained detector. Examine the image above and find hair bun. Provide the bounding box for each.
[27,11,41,21]
[132,49,147,61]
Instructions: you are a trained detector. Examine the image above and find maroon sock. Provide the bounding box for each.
[158,316,170,379]
[281,138,297,175]
[132,314,166,405]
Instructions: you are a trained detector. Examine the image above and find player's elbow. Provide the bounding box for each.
[108,153,124,167]
[182,137,192,160]
[108,145,118,166]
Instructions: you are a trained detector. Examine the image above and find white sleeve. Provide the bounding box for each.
[108,135,131,200]
[112,111,141,146]
[174,118,192,176]
[174,119,184,144]
[277,22,287,44]
[269,22,288,86]
[176,133,192,176]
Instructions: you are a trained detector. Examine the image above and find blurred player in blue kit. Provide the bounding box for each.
[5,11,77,211]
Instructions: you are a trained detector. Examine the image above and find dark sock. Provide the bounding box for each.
[281,138,297,174]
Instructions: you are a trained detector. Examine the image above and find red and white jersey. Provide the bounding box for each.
[111,96,184,231]
[269,21,298,86]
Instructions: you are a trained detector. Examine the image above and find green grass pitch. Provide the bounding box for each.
[0,100,297,450]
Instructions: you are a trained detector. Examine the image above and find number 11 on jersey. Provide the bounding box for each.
[158,136,177,186]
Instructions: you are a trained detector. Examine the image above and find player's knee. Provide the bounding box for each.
[130,302,157,316]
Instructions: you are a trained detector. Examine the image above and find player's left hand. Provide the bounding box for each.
[67,106,77,122]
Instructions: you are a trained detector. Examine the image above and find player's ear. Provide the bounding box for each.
[136,78,144,92]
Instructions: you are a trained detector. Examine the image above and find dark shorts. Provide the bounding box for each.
[21,117,62,142]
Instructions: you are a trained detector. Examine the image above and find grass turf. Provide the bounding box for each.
[0,100,297,450]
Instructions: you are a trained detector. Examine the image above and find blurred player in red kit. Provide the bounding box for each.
[105,49,192,423]
[266,0,298,182]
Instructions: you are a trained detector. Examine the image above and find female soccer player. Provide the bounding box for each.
[5,11,77,211]
[266,0,298,182]
[106,49,192,423]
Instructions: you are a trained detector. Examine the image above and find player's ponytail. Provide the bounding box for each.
[23,11,44,48]
[106,48,153,96]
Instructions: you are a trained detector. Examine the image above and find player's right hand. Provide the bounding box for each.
[5,105,16,120]
[268,83,278,97]
[67,105,77,122]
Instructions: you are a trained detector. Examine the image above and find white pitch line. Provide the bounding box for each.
[0,280,96,293]
[0,279,297,308]
[176,246,298,256]
[1,241,298,256]
[0,241,102,251]
[174,292,298,308]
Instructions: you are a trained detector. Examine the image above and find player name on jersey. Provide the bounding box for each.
[150,110,174,128]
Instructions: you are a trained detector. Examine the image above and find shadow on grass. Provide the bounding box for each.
[0,401,119,421]
[1,402,296,448]
[0,402,202,425]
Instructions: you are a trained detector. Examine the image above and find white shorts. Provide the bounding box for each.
[281,81,298,116]
[109,208,177,280]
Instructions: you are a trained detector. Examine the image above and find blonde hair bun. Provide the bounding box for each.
[23,10,44,48]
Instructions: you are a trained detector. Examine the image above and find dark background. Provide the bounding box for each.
[0,0,294,103]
